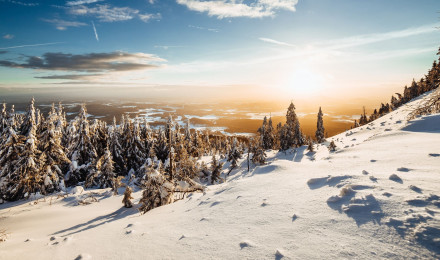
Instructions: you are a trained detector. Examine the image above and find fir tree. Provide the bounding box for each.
[65,104,97,186]
[315,107,325,143]
[227,138,242,175]
[122,186,134,208]
[210,154,223,184]
[138,169,174,214]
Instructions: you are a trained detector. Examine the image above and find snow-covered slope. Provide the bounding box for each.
[1,90,439,259]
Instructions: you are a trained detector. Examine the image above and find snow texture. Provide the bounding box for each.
[0,90,440,259]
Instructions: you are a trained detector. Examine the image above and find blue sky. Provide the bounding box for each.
[0,0,439,102]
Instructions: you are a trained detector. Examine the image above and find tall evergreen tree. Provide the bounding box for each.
[315,107,325,143]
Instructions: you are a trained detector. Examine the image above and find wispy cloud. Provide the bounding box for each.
[69,4,139,22]
[35,74,102,80]
[66,0,102,6]
[0,51,165,72]
[67,4,160,23]
[2,34,14,40]
[176,0,298,19]
[42,18,87,30]
[188,25,219,33]
[0,0,38,6]
[0,42,64,50]
[325,23,438,50]
[139,13,161,22]
[154,45,184,50]
[259,37,294,47]
[92,21,99,42]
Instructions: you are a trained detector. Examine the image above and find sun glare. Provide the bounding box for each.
[284,68,324,96]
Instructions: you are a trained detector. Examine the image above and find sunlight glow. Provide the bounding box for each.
[284,67,324,96]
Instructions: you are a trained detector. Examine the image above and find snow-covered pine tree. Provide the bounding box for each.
[315,107,325,143]
[122,186,134,208]
[90,119,108,157]
[154,128,169,163]
[86,147,115,189]
[0,126,24,200]
[210,154,223,184]
[65,104,97,186]
[328,140,337,152]
[109,117,125,175]
[4,118,42,200]
[307,136,315,153]
[138,169,175,214]
[252,137,266,166]
[38,117,70,194]
[0,103,7,134]
[227,138,242,175]
[20,98,36,137]
[279,101,302,150]
[293,121,305,147]
[123,118,145,175]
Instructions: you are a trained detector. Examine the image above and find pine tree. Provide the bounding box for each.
[315,107,325,143]
[122,186,134,208]
[210,154,223,184]
[328,140,337,152]
[138,169,174,214]
[109,117,125,175]
[65,104,97,186]
[38,118,70,193]
[86,147,115,189]
[227,138,242,175]
[154,129,169,163]
[5,120,42,200]
[123,118,145,175]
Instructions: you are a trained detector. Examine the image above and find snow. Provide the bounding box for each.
[1,90,440,259]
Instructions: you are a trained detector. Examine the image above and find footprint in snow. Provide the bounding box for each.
[74,254,92,260]
[362,170,369,175]
[291,214,298,222]
[369,176,378,182]
[397,167,412,172]
[275,249,285,260]
[239,241,252,249]
[389,174,403,183]
[409,185,422,193]
[179,235,186,240]
[428,153,440,157]
[370,159,377,162]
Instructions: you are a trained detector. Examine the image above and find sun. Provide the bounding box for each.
[284,67,324,96]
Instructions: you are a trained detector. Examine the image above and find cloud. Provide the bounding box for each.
[66,0,103,6]
[92,21,99,42]
[0,0,38,6]
[138,13,161,22]
[188,24,219,32]
[325,23,438,50]
[0,51,166,73]
[176,0,298,19]
[0,42,64,50]
[154,45,184,50]
[259,37,294,47]
[42,18,87,30]
[2,34,14,40]
[34,74,102,80]
[69,4,140,22]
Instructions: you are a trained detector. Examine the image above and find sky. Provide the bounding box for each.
[0,0,439,104]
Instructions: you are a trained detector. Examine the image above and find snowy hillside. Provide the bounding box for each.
[1,90,440,259]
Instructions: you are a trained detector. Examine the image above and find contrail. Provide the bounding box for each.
[92,21,99,42]
[0,42,64,50]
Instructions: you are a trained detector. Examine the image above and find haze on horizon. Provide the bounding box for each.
[0,0,439,110]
